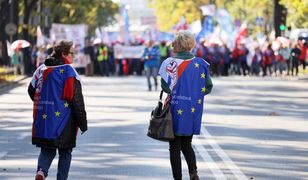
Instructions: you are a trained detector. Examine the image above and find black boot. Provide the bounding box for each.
[189,172,199,180]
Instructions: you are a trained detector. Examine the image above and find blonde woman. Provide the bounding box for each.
[159,30,213,180]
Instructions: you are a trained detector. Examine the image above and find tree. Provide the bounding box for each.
[21,0,39,41]
[42,0,119,35]
[149,0,276,35]
[148,0,211,32]
[279,0,308,28]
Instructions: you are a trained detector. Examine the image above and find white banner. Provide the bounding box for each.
[200,4,216,16]
[114,45,145,59]
[50,23,88,47]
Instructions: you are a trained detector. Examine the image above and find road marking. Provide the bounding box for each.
[0,151,8,159]
[193,137,227,179]
[201,126,247,179]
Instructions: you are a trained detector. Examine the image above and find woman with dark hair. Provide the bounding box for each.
[28,40,87,180]
[159,30,213,180]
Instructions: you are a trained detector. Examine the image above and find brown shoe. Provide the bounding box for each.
[35,170,45,180]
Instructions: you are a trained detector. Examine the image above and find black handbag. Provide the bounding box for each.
[147,90,175,142]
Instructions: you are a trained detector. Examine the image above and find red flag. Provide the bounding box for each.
[235,21,247,45]
[175,16,188,32]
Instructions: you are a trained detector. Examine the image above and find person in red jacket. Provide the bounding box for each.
[28,40,87,180]
[299,41,307,70]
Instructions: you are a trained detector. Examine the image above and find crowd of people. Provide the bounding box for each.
[2,35,307,81]
[194,38,307,77]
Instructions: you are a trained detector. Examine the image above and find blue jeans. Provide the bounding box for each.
[37,147,72,180]
[145,66,158,91]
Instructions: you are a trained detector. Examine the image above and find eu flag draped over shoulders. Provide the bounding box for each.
[31,64,79,139]
[159,57,210,135]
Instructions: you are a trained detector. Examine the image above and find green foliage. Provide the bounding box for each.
[43,0,119,35]
[279,0,308,28]
[148,0,210,32]
[17,0,119,36]
[149,0,275,32]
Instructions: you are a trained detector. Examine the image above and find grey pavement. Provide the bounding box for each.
[0,75,307,179]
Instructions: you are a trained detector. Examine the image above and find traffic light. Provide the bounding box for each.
[279,7,287,31]
[274,0,287,37]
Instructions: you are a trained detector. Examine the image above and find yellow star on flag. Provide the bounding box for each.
[59,69,64,73]
[191,107,195,113]
[201,73,206,78]
[64,102,69,108]
[55,111,61,117]
[201,87,206,92]
[177,109,183,115]
[42,114,47,119]
[194,63,199,68]
[198,99,202,104]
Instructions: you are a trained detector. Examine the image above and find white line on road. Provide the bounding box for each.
[201,126,247,180]
[193,137,227,180]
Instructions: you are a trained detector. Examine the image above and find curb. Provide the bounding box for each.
[0,75,28,90]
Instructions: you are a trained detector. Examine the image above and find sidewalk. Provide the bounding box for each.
[0,75,28,93]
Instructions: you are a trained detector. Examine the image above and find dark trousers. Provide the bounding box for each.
[292,59,299,76]
[37,147,72,180]
[300,59,306,70]
[99,61,109,76]
[169,135,197,180]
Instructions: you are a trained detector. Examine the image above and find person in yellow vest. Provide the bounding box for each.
[159,40,170,65]
[97,44,109,76]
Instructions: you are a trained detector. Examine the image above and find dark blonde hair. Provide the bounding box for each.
[173,30,196,52]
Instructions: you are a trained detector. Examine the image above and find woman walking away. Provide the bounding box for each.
[28,40,87,180]
[159,30,213,180]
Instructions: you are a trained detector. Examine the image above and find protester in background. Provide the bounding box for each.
[36,46,46,68]
[231,45,241,75]
[159,30,213,180]
[212,44,222,76]
[142,40,161,91]
[11,48,24,75]
[28,40,87,180]
[31,46,38,73]
[97,44,109,76]
[291,44,301,76]
[279,43,291,75]
[299,41,307,70]
[84,40,95,76]
[238,43,250,76]
[262,44,274,76]
[222,44,231,76]
[159,40,170,65]
[251,46,262,76]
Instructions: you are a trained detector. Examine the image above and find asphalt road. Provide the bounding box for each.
[0,75,307,180]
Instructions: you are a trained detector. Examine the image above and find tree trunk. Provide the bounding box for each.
[22,0,38,41]
[0,0,10,65]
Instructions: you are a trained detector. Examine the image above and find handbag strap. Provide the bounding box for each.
[159,90,163,101]
[159,90,171,105]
